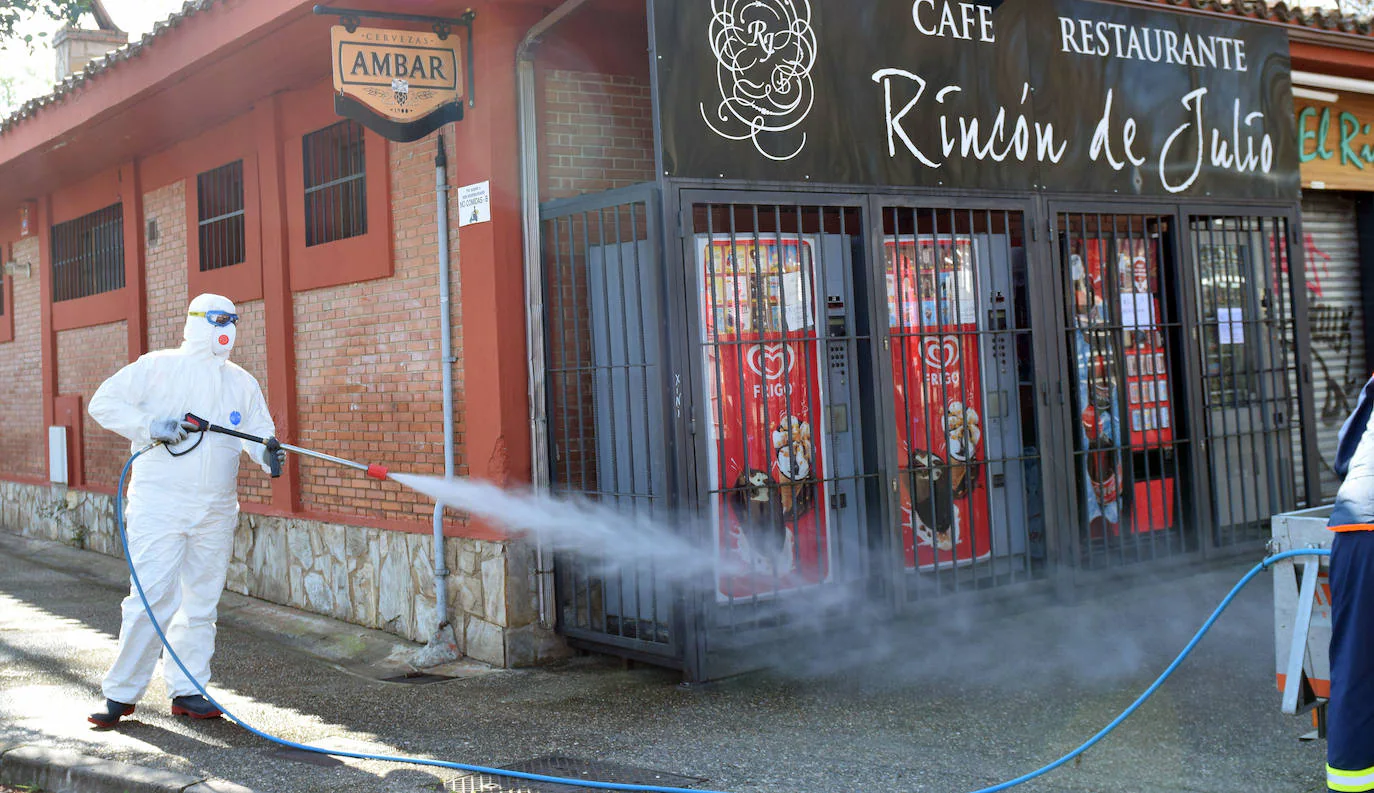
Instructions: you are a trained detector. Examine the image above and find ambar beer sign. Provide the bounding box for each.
[331,25,465,142]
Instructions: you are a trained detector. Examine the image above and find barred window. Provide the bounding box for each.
[302,120,367,247]
[197,160,246,271]
[52,203,124,302]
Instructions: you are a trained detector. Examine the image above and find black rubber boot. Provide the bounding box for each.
[171,694,222,720]
[87,699,135,728]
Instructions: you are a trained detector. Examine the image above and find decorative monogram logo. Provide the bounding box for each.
[921,335,961,369]
[746,343,794,379]
[700,0,817,162]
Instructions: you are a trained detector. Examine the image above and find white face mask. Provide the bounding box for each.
[209,322,237,358]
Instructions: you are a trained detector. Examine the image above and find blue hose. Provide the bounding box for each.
[113,446,1332,793]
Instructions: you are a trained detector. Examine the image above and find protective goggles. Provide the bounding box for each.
[189,310,238,327]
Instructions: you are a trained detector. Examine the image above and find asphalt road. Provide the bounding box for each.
[0,530,1328,793]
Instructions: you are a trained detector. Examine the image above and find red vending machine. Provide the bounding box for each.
[1114,239,1175,533]
[698,235,831,600]
[1075,239,1176,537]
[885,237,992,570]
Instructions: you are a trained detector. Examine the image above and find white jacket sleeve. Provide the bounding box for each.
[238,374,277,473]
[89,357,157,445]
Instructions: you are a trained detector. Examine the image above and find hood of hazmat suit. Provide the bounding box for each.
[89,293,276,524]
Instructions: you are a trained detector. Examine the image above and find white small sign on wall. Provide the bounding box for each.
[458,181,491,227]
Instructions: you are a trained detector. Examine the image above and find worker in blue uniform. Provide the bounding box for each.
[1325,373,1374,793]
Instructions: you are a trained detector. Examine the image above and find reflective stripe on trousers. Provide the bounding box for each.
[1329,764,1374,792]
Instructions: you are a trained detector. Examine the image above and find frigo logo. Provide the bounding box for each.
[921,335,961,369]
[746,343,794,380]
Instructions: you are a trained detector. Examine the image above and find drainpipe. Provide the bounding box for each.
[519,0,590,630]
[429,132,458,660]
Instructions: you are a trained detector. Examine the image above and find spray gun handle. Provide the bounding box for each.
[266,437,283,479]
[184,413,209,433]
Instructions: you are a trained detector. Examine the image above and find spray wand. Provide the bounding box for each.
[182,413,390,481]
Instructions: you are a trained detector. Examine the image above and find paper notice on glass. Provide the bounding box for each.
[782,272,808,330]
[1120,293,1155,331]
[1218,308,1244,345]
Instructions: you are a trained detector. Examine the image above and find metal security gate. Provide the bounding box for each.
[1049,205,1314,571]
[1185,212,1307,544]
[1051,208,1199,569]
[539,187,1316,681]
[678,193,885,678]
[874,201,1050,603]
[540,184,681,664]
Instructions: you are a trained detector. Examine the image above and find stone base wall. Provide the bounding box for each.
[0,480,567,667]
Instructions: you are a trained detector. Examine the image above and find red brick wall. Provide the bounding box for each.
[144,181,188,352]
[233,298,270,504]
[142,180,271,503]
[0,237,46,480]
[292,134,463,522]
[57,321,128,489]
[539,70,655,492]
[542,70,655,201]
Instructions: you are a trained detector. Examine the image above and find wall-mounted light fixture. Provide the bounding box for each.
[3,258,32,278]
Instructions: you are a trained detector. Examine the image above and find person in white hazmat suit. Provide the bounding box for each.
[86,293,284,728]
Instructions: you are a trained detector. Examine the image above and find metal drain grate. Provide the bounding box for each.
[442,756,707,793]
[380,672,458,685]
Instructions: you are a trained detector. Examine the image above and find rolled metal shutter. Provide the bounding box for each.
[1300,192,1366,500]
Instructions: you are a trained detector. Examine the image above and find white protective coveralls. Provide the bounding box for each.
[89,293,275,703]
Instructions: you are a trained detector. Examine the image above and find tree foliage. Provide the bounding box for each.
[1333,0,1374,20]
[0,0,92,49]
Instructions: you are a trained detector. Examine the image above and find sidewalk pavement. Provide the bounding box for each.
[0,529,1327,793]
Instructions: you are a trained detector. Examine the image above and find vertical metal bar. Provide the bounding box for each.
[1238,216,1265,538]
[1137,215,1162,559]
[556,215,585,628]
[836,204,855,586]
[1207,215,1237,545]
[1271,217,1299,509]
[634,201,657,638]
[971,207,996,586]
[357,124,369,237]
[217,165,222,269]
[701,202,732,628]
[610,204,639,632]
[586,208,617,635]
[1153,214,1183,557]
[1253,216,1283,519]
[727,203,755,624]
[781,202,806,599]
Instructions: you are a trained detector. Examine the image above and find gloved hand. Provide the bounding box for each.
[150,418,197,444]
[261,442,286,470]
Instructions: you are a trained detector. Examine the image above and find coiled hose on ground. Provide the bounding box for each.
[113,444,1331,793]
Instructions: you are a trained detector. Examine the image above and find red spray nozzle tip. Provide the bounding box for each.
[366,464,389,481]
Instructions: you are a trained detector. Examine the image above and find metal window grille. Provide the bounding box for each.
[197,160,246,271]
[51,203,124,302]
[0,277,5,316]
[302,120,367,247]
